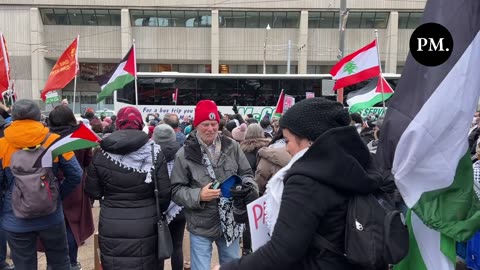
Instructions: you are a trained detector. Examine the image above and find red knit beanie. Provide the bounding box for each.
[116,106,144,130]
[194,100,220,127]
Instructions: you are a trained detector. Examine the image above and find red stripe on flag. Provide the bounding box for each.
[123,46,136,77]
[274,89,285,115]
[71,122,102,143]
[376,76,394,93]
[330,40,377,77]
[333,66,381,90]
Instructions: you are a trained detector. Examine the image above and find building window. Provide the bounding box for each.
[309,11,339,28]
[39,9,121,26]
[398,12,423,29]
[130,10,212,27]
[219,11,300,28]
[79,63,116,82]
[309,11,389,29]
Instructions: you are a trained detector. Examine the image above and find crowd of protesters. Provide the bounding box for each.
[0,98,478,270]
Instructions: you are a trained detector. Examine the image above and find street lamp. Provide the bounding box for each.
[263,24,271,74]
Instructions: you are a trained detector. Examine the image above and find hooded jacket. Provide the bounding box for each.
[0,120,82,233]
[170,131,256,239]
[221,126,382,270]
[240,138,271,172]
[255,145,292,195]
[85,129,170,270]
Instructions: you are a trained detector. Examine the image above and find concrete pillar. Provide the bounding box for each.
[121,9,133,56]
[297,10,309,74]
[385,11,398,74]
[211,9,220,74]
[30,8,47,101]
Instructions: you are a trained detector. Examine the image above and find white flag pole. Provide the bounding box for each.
[133,40,138,106]
[72,35,79,114]
[374,30,386,110]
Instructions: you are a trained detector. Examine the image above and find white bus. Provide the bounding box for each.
[114,72,401,120]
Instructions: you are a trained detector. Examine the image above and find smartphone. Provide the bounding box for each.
[209,181,221,189]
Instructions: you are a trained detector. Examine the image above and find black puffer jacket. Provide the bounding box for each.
[221,126,382,270]
[86,130,170,270]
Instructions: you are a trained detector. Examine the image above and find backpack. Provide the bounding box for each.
[9,133,59,219]
[314,191,409,269]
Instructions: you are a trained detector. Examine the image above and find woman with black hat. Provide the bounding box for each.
[214,97,382,270]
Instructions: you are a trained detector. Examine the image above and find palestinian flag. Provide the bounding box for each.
[273,89,285,117]
[35,123,101,168]
[96,45,136,102]
[375,1,480,270]
[330,40,380,90]
[346,77,394,113]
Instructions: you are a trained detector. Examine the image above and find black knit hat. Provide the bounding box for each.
[279,97,351,141]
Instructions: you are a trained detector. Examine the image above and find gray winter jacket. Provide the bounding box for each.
[171,131,256,238]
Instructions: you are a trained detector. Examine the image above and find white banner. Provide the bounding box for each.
[247,196,271,251]
[306,92,315,99]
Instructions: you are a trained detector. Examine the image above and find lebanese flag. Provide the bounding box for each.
[96,45,136,102]
[172,88,178,104]
[35,123,101,168]
[0,32,10,93]
[375,1,480,269]
[273,89,285,117]
[41,37,79,101]
[330,40,381,90]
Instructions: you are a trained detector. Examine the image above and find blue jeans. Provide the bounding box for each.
[190,233,240,270]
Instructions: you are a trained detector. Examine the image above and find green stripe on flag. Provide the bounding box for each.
[349,93,393,113]
[412,152,480,242]
[51,139,98,160]
[97,73,134,102]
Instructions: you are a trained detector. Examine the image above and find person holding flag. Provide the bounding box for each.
[0,99,83,270]
[375,1,480,270]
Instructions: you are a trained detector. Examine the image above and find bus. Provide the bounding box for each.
[114,72,401,121]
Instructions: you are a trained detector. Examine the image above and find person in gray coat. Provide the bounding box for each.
[170,100,256,270]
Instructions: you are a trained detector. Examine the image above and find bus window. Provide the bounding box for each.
[116,81,136,105]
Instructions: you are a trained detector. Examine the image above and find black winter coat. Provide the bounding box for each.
[221,126,381,270]
[85,130,170,270]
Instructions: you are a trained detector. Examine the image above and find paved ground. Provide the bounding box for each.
[35,204,220,270]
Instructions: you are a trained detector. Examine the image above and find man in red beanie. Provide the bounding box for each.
[171,100,257,270]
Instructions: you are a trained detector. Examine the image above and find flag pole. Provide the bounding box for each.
[72,35,79,114]
[374,29,386,110]
[133,39,138,106]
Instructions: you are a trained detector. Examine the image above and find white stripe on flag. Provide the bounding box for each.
[346,88,378,106]
[411,212,454,270]
[102,61,128,89]
[393,32,480,207]
[333,47,378,80]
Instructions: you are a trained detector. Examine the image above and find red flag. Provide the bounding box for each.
[172,88,178,104]
[0,33,10,93]
[41,37,78,101]
[274,89,285,117]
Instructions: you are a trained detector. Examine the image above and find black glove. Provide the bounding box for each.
[230,183,259,223]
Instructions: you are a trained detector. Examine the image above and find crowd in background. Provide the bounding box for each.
[0,99,479,270]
